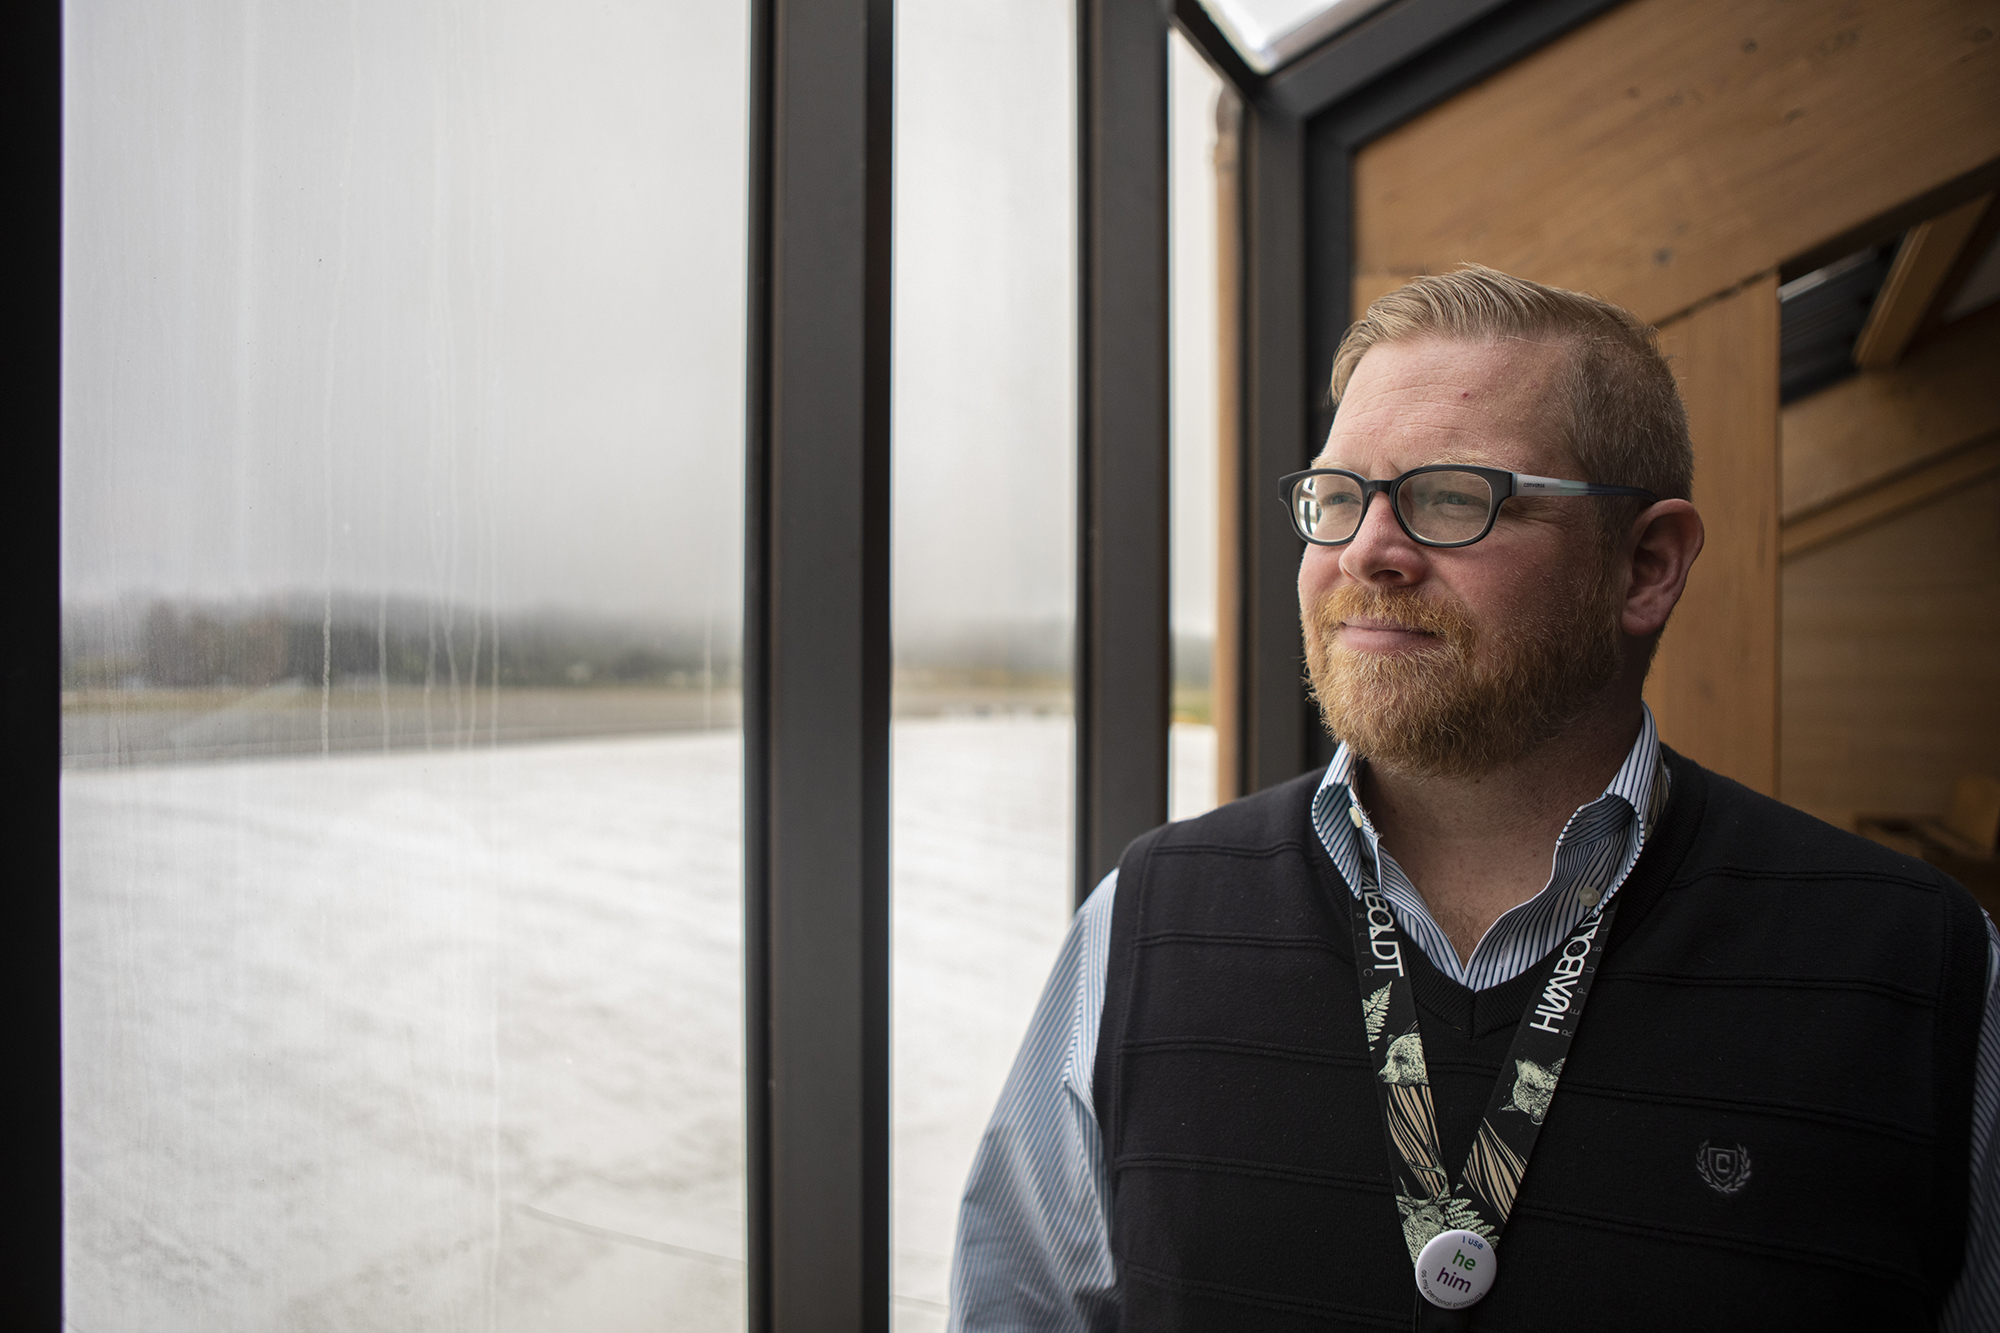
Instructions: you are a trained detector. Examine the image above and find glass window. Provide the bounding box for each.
[1169,33,1239,822]
[890,0,1076,1325]
[62,2,748,1327]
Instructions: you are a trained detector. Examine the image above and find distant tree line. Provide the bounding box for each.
[62,597,738,691]
[64,602,1208,693]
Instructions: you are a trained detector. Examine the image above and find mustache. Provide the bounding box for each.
[1306,584,1476,653]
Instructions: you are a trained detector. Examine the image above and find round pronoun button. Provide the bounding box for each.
[1415,1228,1495,1309]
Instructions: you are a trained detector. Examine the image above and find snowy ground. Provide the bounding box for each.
[63,716,1215,1330]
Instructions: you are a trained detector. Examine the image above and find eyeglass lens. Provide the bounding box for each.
[1292,470,1496,545]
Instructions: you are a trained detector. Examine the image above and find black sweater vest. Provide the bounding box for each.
[1094,750,1988,1331]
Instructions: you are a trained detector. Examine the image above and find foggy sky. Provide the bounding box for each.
[64,0,1219,648]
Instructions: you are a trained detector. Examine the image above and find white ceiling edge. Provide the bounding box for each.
[1199,0,1400,74]
[1261,0,1402,69]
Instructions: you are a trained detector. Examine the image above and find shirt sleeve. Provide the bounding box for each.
[948,871,1121,1333]
[1941,913,2000,1331]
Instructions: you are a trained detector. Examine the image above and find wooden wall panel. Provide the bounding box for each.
[1782,434,2000,560]
[1781,473,2000,827]
[1781,306,2000,519]
[1351,0,2000,326]
[1646,277,1781,792]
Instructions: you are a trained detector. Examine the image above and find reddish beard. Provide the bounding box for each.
[1303,570,1623,780]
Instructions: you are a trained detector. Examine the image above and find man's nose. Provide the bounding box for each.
[1338,490,1427,585]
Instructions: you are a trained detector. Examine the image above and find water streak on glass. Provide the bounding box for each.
[62,1,748,1326]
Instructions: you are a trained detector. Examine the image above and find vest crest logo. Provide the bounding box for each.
[1696,1140,1752,1195]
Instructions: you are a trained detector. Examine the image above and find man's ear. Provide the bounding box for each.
[1621,500,1703,638]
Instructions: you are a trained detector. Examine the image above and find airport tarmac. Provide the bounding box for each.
[62,715,1216,1330]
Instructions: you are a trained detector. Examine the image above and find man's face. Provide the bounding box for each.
[1298,336,1625,779]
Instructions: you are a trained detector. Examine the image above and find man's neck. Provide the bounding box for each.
[1357,698,1644,967]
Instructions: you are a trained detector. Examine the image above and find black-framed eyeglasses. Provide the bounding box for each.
[1277,465,1658,548]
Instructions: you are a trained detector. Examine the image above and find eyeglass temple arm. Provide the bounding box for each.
[1512,474,1658,500]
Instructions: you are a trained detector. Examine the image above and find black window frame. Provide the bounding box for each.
[12,2,64,1325]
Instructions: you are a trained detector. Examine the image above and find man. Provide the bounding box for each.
[950,267,1998,1329]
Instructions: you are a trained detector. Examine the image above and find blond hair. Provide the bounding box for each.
[1330,266,1693,533]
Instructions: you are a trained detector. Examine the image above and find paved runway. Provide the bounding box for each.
[62,716,1215,1330]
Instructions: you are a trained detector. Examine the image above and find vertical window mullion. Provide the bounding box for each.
[744,0,893,1327]
[1076,0,1172,903]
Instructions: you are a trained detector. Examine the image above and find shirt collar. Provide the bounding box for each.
[1313,704,1666,899]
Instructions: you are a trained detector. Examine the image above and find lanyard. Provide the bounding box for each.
[1348,857,1629,1309]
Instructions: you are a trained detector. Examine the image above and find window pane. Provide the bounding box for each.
[1169,34,1237,822]
[891,1,1076,1325]
[61,3,748,1327]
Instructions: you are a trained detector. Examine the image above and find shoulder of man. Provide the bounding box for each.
[1120,764,1332,868]
[1662,746,1981,902]
[1094,764,1337,1139]
[1652,749,1989,1050]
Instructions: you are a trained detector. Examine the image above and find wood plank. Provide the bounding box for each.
[1781,304,2000,518]
[1781,432,2000,559]
[1853,195,1992,369]
[1646,276,1780,793]
[1780,472,2000,827]
[1352,0,2000,327]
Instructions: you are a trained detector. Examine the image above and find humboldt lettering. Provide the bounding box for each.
[1528,916,1602,1034]
[1360,889,1404,976]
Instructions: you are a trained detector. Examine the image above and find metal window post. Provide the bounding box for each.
[1075,0,1173,905]
[8,2,65,1327]
[743,0,893,1327]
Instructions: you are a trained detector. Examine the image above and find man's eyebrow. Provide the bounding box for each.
[1307,451,1505,472]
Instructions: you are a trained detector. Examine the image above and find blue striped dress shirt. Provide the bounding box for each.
[950,709,2000,1330]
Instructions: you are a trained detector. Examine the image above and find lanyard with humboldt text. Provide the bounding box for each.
[1349,886,1619,1309]
[1346,761,1668,1310]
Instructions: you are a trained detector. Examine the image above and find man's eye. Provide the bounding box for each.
[1424,490,1479,509]
[1322,492,1361,508]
